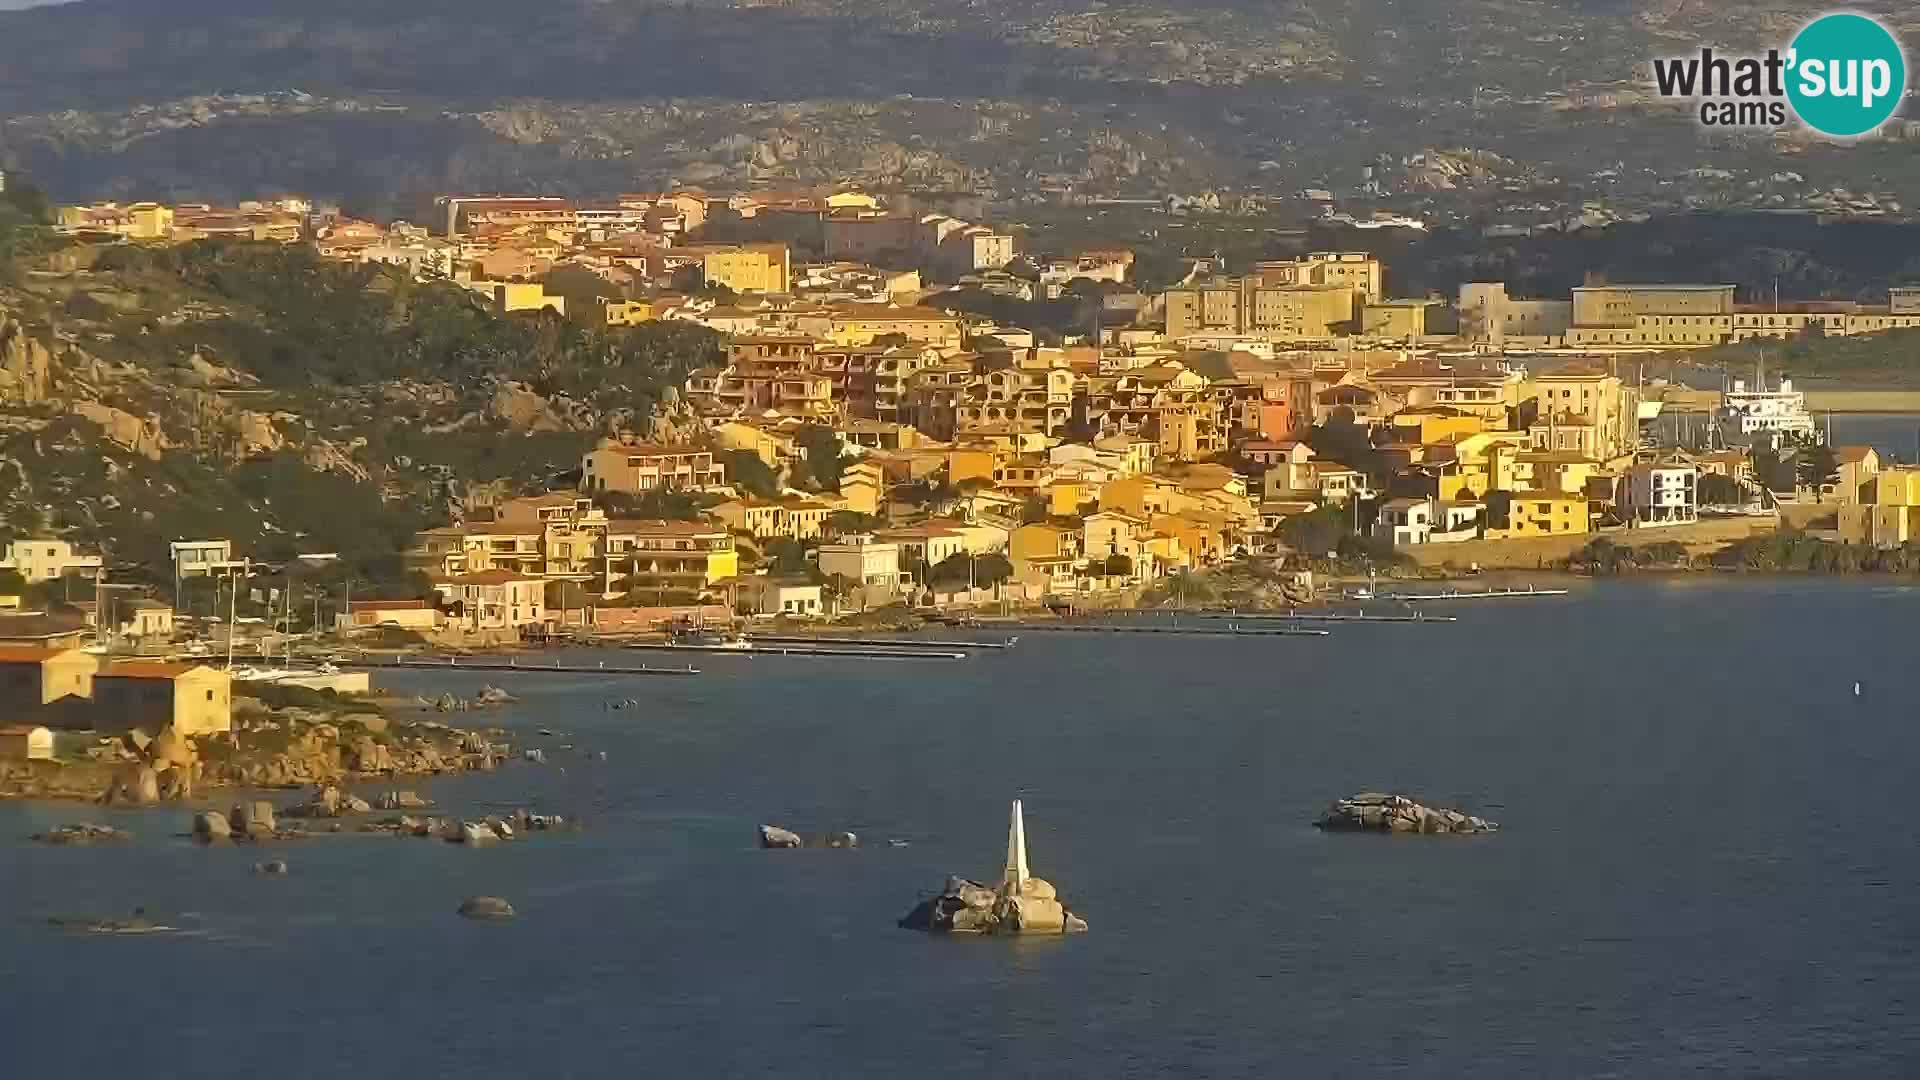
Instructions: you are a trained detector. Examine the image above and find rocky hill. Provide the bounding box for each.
[0,237,723,583]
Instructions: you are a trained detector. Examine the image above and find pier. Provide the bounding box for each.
[1383,585,1569,601]
[342,656,702,677]
[748,634,1016,651]
[999,622,1329,638]
[622,641,969,661]
[1189,610,1458,625]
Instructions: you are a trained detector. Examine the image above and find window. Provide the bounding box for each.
[206,690,215,702]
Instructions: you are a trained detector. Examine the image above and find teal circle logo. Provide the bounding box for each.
[1787,13,1906,137]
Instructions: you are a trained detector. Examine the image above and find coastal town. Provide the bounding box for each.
[6,181,1920,774]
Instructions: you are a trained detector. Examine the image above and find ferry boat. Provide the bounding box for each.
[1716,375,1817,448]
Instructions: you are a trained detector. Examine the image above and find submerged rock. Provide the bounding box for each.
[759,824,856,849]
[192,810,232,841]
[32,823,134,845]
[252,859,289,875]
[1313,792,1497,835]
[457,896,515,920]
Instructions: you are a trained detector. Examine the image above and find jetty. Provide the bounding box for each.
[748,634,1016,651]
[1190,610,1458,625]
[999,622,1328,638]
[341,656,701,677]
[622,641,968,661]
[1383,585,1569,601]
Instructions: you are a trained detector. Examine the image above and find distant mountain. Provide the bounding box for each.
[0,0,1912,212]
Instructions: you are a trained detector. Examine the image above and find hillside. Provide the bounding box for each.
[1,1,1915,216]
[0,232,724,585]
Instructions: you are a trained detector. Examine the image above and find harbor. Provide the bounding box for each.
[1188,610,1459,624]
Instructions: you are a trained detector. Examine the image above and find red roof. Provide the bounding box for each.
[99,662,205,680]
[0,646,78,664]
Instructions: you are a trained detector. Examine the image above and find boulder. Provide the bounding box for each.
[1314,792,1498,835]
[193,811,232,841]
[457,896,516,920]
[342,795,372,814]
[125,728,153,755]
[151,727,196,768]
[343,713,388,735]
[232,800,276,835]
[456,822,499,844]
[158,768,193,801]
[376,790,432,810]
[900,876,1088,935]
[132,767,160,805]
[474,685,516,705]
[759,825,803,849]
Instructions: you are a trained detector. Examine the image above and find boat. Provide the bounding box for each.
[1714,366,1817,449]
[666,617,752,650]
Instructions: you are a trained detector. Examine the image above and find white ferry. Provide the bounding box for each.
[1715,375,1817,448]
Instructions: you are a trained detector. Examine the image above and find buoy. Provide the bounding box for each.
[1853,681,1863,697]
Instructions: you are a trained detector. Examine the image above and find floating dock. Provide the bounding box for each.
[1383,586,1570,601]
[622,641,968,661]
[749,634,1015,651]
[1190,610,1458,625]
[1000,623,1329,638]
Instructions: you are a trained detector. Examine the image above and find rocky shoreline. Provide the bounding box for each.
[0,692,515,804]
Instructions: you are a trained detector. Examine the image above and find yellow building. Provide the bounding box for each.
[704,243,791,295]
[1838,465,1920,548]
[606,520,738,588]
[824,190,880,210]
[946,447,1000,487]
[1362,300,1444,340]
[713,421,799,470]
[91,663,232,736]
[127,202,175,240]
[1047,478,1097,517]
[1489,491,1591,538]
[1150,512,1232,564]
[1009,524,1080,564]
[1525,368,1636,460]
[0,646,98,708]
[601,299,656,326]
[485,282,567,316]
[1389,407,1485,446]
[0,539,104,584]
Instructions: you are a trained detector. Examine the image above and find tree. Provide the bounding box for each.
[1795,441,1840,500]
[794,425,847,492]
[1102,553,1134,578]
[824,510,880,537]
[1275,505,1351,557]
[723,450,780,499]
[1697,472,1746,506]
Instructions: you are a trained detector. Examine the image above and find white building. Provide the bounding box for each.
[1622,462,1699,526]
[1377,497,1434,546]
[0,540,104,584]
[170,540,238,579]
[816,536,908,602]
[739,577,824,618]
